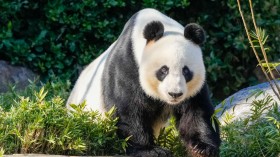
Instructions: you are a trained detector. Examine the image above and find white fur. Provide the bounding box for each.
[139,36,205,105]
[66,42,116,112]
[132,8,184,66]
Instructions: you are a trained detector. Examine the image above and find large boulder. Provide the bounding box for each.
[0,60,38,93]
[215,80,280,125]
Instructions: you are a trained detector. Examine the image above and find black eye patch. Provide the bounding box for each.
[182,66,193,82]
[156,65,169,81]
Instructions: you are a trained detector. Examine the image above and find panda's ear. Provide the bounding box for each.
[184,23,206,45]
[143,21,164,42]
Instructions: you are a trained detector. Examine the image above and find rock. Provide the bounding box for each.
[0,60,38,93]
[215,80,280,125]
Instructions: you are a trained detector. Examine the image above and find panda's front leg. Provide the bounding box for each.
[116,107,173,157]
[174,85,221,157]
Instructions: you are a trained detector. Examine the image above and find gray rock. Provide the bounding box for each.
[0,60,38,93]
[215,80,280,125]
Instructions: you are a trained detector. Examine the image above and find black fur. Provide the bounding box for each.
[174,84,221,157]
[102,12,220,157]
[182,66,193,82]
[143,21,164,42]
[156,65,169,81]
[184,23,206,45]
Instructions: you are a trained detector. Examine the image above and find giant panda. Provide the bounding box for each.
[67,8,221,157]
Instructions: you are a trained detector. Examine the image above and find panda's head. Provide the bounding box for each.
[139,21,206,105]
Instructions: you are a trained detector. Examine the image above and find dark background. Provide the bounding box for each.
[0,0,279,101]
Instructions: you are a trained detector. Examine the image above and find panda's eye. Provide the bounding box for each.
[156,65,169,81]
[182,66,193,82]
[182,66,190,75]
[160,66,169,75]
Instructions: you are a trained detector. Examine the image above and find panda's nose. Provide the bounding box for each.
[168,92,183,98]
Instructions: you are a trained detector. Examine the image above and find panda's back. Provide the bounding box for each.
[66,42,116,112]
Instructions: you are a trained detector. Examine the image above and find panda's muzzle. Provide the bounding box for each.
[168,92,183,98]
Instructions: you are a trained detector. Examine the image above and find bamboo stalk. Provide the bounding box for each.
[248,0,280,96]
[236,0,280,101]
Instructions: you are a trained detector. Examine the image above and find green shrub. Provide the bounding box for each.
[0,78,70,111]
[156,117,188,157]
[220,94,280,156]
[0,83,127,155]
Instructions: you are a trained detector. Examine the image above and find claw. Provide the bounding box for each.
[188,141,219,157]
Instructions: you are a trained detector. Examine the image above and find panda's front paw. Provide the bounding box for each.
[130,146,173,157]
[188,141,219,157]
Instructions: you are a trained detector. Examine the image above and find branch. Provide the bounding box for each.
[236,0,280,101]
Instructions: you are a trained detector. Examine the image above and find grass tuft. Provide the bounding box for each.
[0,81,127,156]
[220,94,280,156]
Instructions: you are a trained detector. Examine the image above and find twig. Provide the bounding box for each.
[236,0,280,101]
[248,0,280,96]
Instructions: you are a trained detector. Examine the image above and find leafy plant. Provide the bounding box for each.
[0,83,127,156]
[0,147,4,156]
[156,117,188,157]
[0,78,70,111]
[220,95,280,156]
[260,62,280,74]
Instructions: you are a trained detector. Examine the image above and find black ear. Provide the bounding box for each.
[184,23,206,45]
[143,21,164,42]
